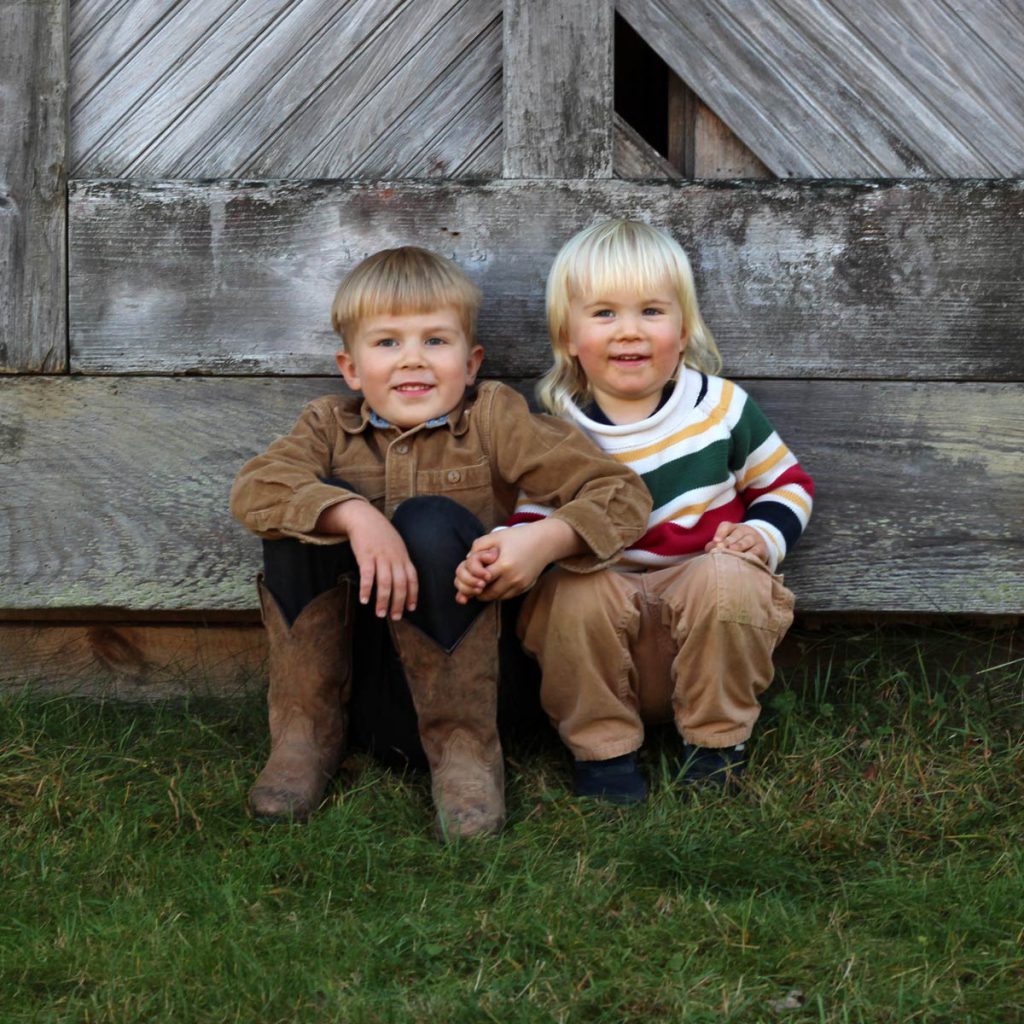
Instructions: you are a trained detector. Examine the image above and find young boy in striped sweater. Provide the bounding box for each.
[455,220,814,802]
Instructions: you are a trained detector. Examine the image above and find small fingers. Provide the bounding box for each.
[405,563,419,613]
[358,560,376,607]
[388,564,414,621]
[374,561,393,619]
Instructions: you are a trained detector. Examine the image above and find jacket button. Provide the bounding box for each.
[395,443,410,454]
[446,470,462,483]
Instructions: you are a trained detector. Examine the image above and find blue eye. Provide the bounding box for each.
[425,336,448,346]
[375,337,397,347]
[644,307,663,316]
[594,309,614,318]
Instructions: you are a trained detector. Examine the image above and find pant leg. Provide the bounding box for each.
[393,495,543,739]
[391,495,485,651]
[518,567,644,761]
[650,551,795,748]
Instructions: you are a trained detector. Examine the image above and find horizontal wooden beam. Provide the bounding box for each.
[0,622,265,700]
[69,179,1024,380]
[2,376,1021,615]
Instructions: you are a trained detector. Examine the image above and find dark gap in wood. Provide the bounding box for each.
[614,13,669,158]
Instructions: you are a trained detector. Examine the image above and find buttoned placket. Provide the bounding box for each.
[383,424,424,518]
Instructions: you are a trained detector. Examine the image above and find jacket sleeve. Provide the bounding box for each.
[483,385,653,572]
[229,399,367,544]
[728,387,815,571]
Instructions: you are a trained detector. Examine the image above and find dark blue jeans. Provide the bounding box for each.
[262,493,541,768]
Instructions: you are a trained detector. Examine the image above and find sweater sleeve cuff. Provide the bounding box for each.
[745,521,784,573]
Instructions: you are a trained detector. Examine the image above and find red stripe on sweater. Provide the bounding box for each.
[742,463,815,505]
[630,498,747,556]
[505,512,546,527]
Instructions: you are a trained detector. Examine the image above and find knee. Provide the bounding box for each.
[392,496,483,573]
[680,551,786,631]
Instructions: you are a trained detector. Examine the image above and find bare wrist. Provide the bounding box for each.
[316,497,368,534]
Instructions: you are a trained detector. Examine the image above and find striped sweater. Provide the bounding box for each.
[509,369,814,572]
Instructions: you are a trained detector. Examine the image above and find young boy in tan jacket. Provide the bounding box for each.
[230,246,651,839]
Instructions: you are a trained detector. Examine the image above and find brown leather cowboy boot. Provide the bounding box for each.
[389,603,505,839]
[248,576,352,822]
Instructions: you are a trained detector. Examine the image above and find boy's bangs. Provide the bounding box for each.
[332,246,481,341]
[349,278,464,325]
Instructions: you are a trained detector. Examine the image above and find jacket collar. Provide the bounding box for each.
[336,386,476,438]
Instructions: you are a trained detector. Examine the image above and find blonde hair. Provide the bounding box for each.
[538,219,721,414]
[331,246,482,348]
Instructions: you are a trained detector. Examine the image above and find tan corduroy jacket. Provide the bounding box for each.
[230,381,652,572]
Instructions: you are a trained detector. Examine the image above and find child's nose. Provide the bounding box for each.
[615,314,642,337]
[398,342,426,366]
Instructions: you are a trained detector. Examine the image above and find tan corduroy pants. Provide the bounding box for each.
[518,551,795,760]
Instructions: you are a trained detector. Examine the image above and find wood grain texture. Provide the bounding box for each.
[70,0,502,178]
[503,0,613,177]
[1,377,1021,615]
[613,114,681,180]
[0,622,265,700]
[667,77,770,180]
[0,0,68,372]
[70,178,1024,380]
[693,104,771,180]
[618,0,1024,177]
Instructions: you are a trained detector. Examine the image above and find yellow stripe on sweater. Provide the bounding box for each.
[610,380,735,463]
[738,443,789,489]
[773,487,812,516]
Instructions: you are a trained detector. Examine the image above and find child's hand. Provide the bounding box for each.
[704,522,769,563]
[454,546,500,603]
[320,500,418,619]
[454,520,585,603]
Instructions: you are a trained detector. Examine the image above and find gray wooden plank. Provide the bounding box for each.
[69,179,1024,381]
[503,0,613,177]
[78,0,346,177]
[72,0,256,174]
[619,0,1024,177]
[282,0,497,179]
[0,0,68,373]
[2,377,1021,614]
[71,0,188,110]
[72,0,501,180]
[335,9,502,179]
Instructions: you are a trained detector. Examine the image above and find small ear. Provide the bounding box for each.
[465,344,485,385]
[336,350,361,391]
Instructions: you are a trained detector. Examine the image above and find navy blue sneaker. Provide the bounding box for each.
[677,743,746,793]
[574,753,648,805]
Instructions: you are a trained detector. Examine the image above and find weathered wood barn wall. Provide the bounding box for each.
[2,0,1022,696]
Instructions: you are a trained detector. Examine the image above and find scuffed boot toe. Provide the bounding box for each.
[248,783,315,823]
[432,731,505,840]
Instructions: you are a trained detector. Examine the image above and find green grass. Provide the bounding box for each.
[2,628,1023,1023]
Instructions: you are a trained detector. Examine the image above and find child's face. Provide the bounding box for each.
[336,306,484,429]
[566,286,687,422]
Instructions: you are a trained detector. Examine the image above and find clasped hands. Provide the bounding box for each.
[319,500,582,620]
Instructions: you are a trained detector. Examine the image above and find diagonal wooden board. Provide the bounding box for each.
[69,179,1024,380]
[2,376,1021,615]
[618,0,1024,177]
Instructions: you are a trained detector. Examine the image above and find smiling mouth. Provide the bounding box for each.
[611,354,648,363]
[394,383,434,393]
